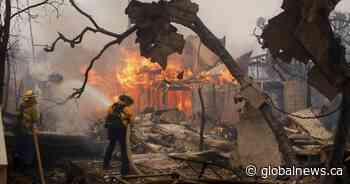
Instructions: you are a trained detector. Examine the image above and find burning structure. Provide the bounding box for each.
[75,34,241,124]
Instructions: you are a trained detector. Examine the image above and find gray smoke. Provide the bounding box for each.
[27,0,350,57]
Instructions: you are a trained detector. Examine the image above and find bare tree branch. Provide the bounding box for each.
[42,0,138,101]
[69,0,121,38]
[10,0,64,21]
[44,25,138,52]
[67,26,137,99]
[44,27,97,52]
[45,0,139,52]
[10,0,49,19]
[70,40,118,99]
[47,0,65,18]
[69,0,98,28]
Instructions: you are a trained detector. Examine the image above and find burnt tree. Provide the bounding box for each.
[0,0,61,107]
[261,0,349,183]
[0,0,11,106]
[198,87,206,151]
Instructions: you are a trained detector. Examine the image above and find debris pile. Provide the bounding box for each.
[131,108,236,154]
[283,108,350,165]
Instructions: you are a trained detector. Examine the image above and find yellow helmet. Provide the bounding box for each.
[22,90,37,101]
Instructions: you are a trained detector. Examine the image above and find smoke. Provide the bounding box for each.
[43,79,112,134]
[336,1,350,12]
[193,0,284,55]
[32,45,120,134]
[26,0,350,57]
[30,0,287,57]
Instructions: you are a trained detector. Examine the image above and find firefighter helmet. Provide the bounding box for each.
[119,95,134,106]
[22,90,37,101]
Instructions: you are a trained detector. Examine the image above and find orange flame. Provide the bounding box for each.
[80,47,238,117]
[117,49,161,89]
[219,68,238,85]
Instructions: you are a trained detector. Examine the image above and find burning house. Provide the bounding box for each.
[71,34,242,126]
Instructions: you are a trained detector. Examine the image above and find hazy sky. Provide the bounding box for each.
[29,0,350,58]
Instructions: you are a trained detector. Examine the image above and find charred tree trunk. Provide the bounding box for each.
[3,59,11,112]
[306,63,312,108]
[0,0,11,106]
[198,87,206,151]
[321,84,350,184]
[306,84,312,108]
[184,16,298,167]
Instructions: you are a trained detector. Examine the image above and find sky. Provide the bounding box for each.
[25,0,350,60]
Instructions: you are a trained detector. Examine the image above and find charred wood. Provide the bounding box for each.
[198,87,206,151]
[321,84,350,184]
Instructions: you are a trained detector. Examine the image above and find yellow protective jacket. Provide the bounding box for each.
[17,102,40,134]
[106,104,134,127]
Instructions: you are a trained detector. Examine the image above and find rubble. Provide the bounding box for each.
[282,108,350,166]
[159,109,186,124]
[30,108,241,183]
[134,112,236,154]
[288,109,333,140]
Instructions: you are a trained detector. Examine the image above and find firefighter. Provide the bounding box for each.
[13,90,40,182]
[103,94,134,176]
